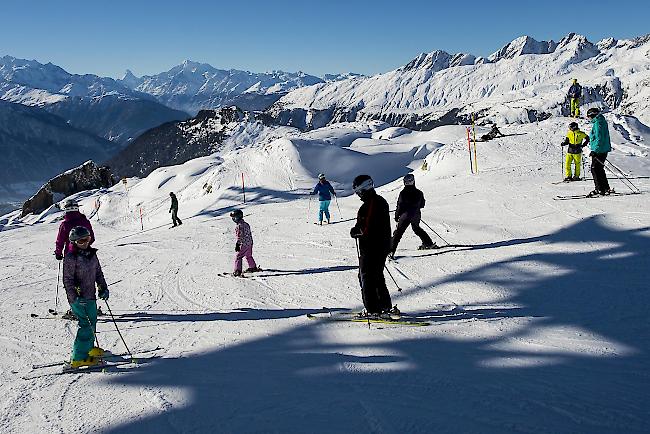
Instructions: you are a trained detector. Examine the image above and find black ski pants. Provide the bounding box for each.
[358,251,392,314]
[391,213,433,253]
[590,152,610,194]
[171,209,182,226]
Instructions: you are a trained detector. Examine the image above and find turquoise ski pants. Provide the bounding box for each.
[70,298,98,361]
[318,200,331,222]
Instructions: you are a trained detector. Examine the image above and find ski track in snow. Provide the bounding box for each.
[1,117,649,433]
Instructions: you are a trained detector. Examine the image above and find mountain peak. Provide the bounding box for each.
[488,35,558,62]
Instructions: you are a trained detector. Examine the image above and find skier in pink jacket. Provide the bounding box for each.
[230,209,260,277]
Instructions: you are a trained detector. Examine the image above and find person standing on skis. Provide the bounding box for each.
[561,121,589,181]
[230,209,260,277]
[568,79,583,118]
[63,226,109,368]
[350,175,394,316]
[169,192,182,227]
[310,173,336,225]
[389,174,436,259]
[586,108,612,196]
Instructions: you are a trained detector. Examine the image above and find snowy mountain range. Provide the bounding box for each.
[269,33,650,130]
[117,61,325,115]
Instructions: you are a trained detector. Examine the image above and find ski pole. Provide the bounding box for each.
[384,264,402,292]
[55,261,61,314]
[354,238,370,329]
[307,194,312,220]
[604,160,640,192]
[334,195,342,220]
[420,219,450,246]
[104,300,133,361]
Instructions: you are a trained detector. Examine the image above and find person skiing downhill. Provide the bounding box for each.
[310,173,336,225]
[350,175,394,316]
[586,107,612,196]
[390,174,436,259]
[63,226,109,368]
[568,79,583,118]
[561,121,590,181]
[230,209,260,277]
[169,192,182,227]
[54,199,95,260]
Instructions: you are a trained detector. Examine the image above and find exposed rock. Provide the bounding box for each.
[21,161,117,216]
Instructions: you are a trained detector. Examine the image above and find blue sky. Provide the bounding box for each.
[1,0,648,78]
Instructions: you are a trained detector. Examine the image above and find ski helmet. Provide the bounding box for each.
[63,199,79,212]
[586,107,600,118]
[69,226,91,242]
[318,173,326,180]
[352,175,374,196]
[569,122,579,130]
[230,209,243,222]
[403,174,415,186]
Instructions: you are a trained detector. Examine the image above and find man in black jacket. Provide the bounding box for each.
[390,174,435,259]
[350,175,393,315]
[169,192,182,227]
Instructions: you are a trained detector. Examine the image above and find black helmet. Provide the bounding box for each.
[169,192,175,196]
[569,122,579,130]
[586,107,600,118]
[230,209,243,222]
[318,173,326,180]
[403,174,415,186]
[69,226,91,242]
[352,174,374,196]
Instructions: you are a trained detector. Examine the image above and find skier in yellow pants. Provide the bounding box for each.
[561,122,589,181]
[567,79,582,117]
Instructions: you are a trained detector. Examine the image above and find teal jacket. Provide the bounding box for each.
[589,114,611,153]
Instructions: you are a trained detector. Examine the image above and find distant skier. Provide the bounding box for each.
[481,123,505,141]
[586,108,612,197]
[567,79,583,117]
[169,192,182,227]
[561,121,590,181]
[310,173,336,225]
[63,226,109,368]
[350,175,394,316]
[230,209,260,277]
[389,174,436,259]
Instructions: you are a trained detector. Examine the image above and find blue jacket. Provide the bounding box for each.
[312,181,335,201]
[589,114,611,154]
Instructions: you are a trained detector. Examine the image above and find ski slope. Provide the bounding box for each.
[0,116,649,433]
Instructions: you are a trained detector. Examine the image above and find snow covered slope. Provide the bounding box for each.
[1,110,649,432]
[271,33,650,128]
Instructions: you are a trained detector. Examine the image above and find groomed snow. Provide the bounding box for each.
[1,116,649,433]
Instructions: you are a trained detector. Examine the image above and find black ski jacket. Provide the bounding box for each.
[568,83,582,99]
[395,185,425,220]
[169,195,178,211]
[352,190,391,256]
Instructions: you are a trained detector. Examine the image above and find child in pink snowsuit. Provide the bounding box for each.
[230,209,257,276]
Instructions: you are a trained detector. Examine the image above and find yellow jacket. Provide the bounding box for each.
[563,129,589,154]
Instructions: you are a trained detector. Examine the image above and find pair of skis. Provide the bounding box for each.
[306,307,464,327]
[553,190,642,200]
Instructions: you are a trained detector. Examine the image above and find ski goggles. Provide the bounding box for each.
[353,179,374,195]
[74,236,91,246]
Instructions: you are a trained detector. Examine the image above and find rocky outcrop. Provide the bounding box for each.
[21,161,117,216]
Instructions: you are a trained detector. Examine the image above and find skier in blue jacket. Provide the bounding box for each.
[310,173,336,225]
[586,107,612,196]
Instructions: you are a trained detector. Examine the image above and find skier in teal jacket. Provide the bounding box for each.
[587,107,612,196]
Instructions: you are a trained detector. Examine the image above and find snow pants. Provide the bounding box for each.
[591,152,610,194]
[570,98,580,117]
[171,209,182,226]
[358,251,392,314]
[565,153,582,178]
[70,298,98,361]
[391,213,434,253]
[234,245,257,272]
[318,200,331,223]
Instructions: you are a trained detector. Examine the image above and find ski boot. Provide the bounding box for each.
[388,251,396,260]
[66,356,103,369]
[232,270,243,277]
[62,310,76,321]
[572,176,581,181]
[88,347,105,358]
[245,266,262,273]
[418,243,438,250]
[564,176,573,182]
[381,305,401,320]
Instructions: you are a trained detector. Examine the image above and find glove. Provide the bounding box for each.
[98,287,109,301]
[55,253,63,261]
[235,241,241,252]
[350,227,362,239]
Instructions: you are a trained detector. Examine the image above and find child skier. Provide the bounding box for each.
[561,121,589,181]
[310,173,336,225]
[390,174,436,259]
[63,226,109,368]
[230,209,260,276]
